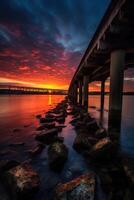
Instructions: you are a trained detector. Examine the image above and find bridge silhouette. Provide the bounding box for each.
[68,0,134,138]
[0,85,67,95]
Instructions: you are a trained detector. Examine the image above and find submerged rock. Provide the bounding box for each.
[35,128,58,144]
[73,134,92,153]
[55,173,96,200]
[48,142,68,171]
[95,128,107,139]
[87,138,116,162]
[86,120,99,133]
[40,117,54,123]
[4,163,40,200]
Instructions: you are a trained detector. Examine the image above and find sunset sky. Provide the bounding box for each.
[0,0,134,91]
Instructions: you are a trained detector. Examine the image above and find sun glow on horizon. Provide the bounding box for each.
[0,77,69,90]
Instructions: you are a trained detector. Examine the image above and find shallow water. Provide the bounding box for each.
[0,94,133,199]
[88,95,134,157]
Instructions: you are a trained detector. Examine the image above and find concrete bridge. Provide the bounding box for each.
[68,0,134,137]
[0,85,67,95]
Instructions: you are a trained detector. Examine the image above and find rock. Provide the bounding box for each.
[56,117,65,123]
[86,120,99,133]
[73,134,92,153]
[36,125,45,131]
[36,122,56,131]
[74,121,86,129]
[0,160,20,174]
[40,117,54,123]
[55,173,96,200]
[4,163,40,199]
[35,128,58,144]
[95,128,107,139]
[28,144,45,156]
[87,138,116,162]
[48,142,68,171]
[55,125,66,132]
[36,114,41,118]
[44,122,55,129]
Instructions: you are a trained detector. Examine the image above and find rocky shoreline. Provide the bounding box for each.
[0,97,133,199]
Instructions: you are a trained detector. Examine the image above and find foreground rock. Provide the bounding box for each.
[48,142,68,171]
[55,173,96,200]
[35,128,58,144]
[87,137,116,162]
[73,134,97,153]
[4,163,40,200]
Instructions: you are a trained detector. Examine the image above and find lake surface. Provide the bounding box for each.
[0,94,134,157]
[0,94,133,199]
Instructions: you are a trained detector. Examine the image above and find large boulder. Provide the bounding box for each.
[35,128,58,144]
[86,120,99,133]
[73,134,94,153]
[4,163,40,200]
[55,173,96,200]
[36,122,55,130]
[40,117,54,123]
[87,138,116,162]
[48,142,68,171]
[95,128,107,139]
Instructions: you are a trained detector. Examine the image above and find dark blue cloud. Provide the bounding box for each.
[0,0,111,86]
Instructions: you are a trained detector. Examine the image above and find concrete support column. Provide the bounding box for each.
[73,82,78,104]
[100,80,105,125]
[83,75,89,110]
[108,49,125,139]
[79,80,83,105]
[100,80,105,112]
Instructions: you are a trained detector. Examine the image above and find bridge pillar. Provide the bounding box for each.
[83,75,89,110]
[108,49,125,140]
[78,80,83,105]
[73,82,78,104]
[100,80,105,112]
[100,79,105,125]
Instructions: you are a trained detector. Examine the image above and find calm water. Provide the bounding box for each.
[88,95,134,157]
[0,94,133,199]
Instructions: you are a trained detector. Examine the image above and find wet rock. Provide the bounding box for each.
[74,121,86,129]
[4,163,40,200]
[40,117,54,123]
[44,122,55,129]
[28,143,45,156]
[36,114,41,119]
[35,128,58,144]
[56,117,65,123]
[55,173,96,200]
[69,117,80,126]
[87,138,116,162]
[95,128,107,139]
[86,120,99,133]
[48,142,68,171]
[0,160,20,174]
[73,134,92,153]
[36,125,45,131]
[55,125,66,132]
[36,122,56,131]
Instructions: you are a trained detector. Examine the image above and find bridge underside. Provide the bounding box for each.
[68,0,134,139]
